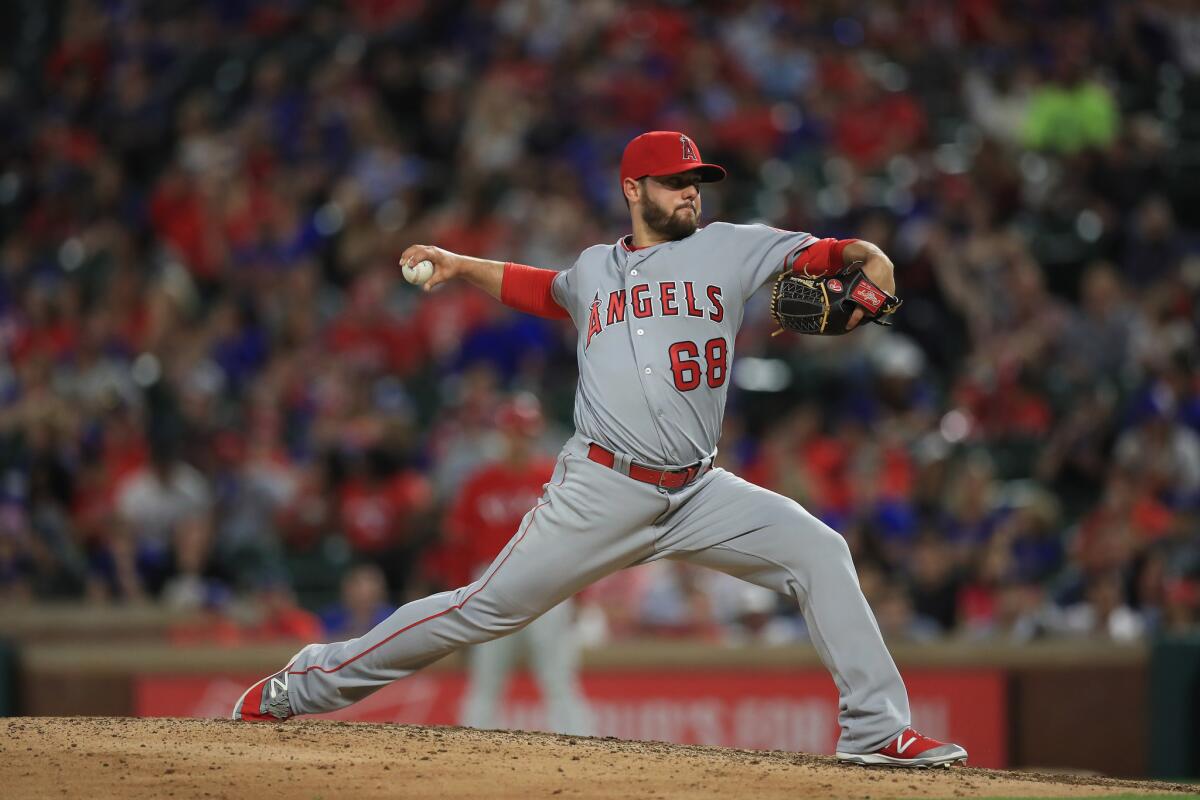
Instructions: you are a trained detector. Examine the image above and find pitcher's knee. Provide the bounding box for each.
[452,588,542,643]
[816,524,854,562]
[767,514,855,575]
[807,525,854,572]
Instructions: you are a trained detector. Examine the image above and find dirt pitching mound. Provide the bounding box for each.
[1,717,1194,799]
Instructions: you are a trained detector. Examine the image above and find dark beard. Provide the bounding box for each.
[641,197,698,240]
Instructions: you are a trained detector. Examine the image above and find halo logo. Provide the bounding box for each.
[681,135,698,161]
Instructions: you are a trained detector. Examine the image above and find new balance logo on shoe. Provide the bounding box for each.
[895,733,917,754]
[268,675,287,700]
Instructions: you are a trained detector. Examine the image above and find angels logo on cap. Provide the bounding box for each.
[681,135,698,162]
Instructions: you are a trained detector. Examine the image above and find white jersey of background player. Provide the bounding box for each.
[233,131,968,768]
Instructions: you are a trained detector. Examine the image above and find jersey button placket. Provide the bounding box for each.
[628,249,670,444]
[628,255,656,398]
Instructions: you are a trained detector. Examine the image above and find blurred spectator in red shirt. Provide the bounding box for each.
[247,578,324,642]
[326,268,421,376]
[830,65,926,172]
[337,446,434,599]
[149,163,226,286]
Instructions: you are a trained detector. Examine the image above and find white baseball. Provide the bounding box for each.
[402,259,434,286]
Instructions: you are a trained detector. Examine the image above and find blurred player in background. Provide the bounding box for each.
[435,394,591,735]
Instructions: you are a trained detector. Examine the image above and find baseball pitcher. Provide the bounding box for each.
[233,131,966,768]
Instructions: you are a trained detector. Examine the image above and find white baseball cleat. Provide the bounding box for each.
[836,727,968,768]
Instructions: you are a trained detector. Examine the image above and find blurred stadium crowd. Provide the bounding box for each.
[2,0,1200,648]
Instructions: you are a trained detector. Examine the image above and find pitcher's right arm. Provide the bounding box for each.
[399,244,569,320]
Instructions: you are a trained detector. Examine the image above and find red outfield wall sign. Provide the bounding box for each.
[136,669,1006,767]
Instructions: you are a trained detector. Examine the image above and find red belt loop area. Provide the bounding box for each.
[587,443,706,490]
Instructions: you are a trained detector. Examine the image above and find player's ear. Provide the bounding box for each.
[622,177,642,207]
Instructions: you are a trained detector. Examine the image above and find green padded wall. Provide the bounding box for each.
[1150,634,1200,779]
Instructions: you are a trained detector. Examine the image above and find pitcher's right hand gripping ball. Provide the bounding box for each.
[770,267,902,336]
[399,245,460,292]
[402,259,434,285]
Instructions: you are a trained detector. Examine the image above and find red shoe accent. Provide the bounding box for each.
[231,675,282,722]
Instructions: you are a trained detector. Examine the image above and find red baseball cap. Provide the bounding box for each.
[620,131,726,185]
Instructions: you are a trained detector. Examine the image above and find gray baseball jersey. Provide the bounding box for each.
[268,222,913,756]
[553,222,814,466]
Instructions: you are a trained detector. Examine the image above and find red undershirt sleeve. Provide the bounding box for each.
[500,262,570,320]
[791,238,857,277]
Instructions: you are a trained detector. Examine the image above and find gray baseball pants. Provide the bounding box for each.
[460,597,592,735]
[284,434,910,754]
